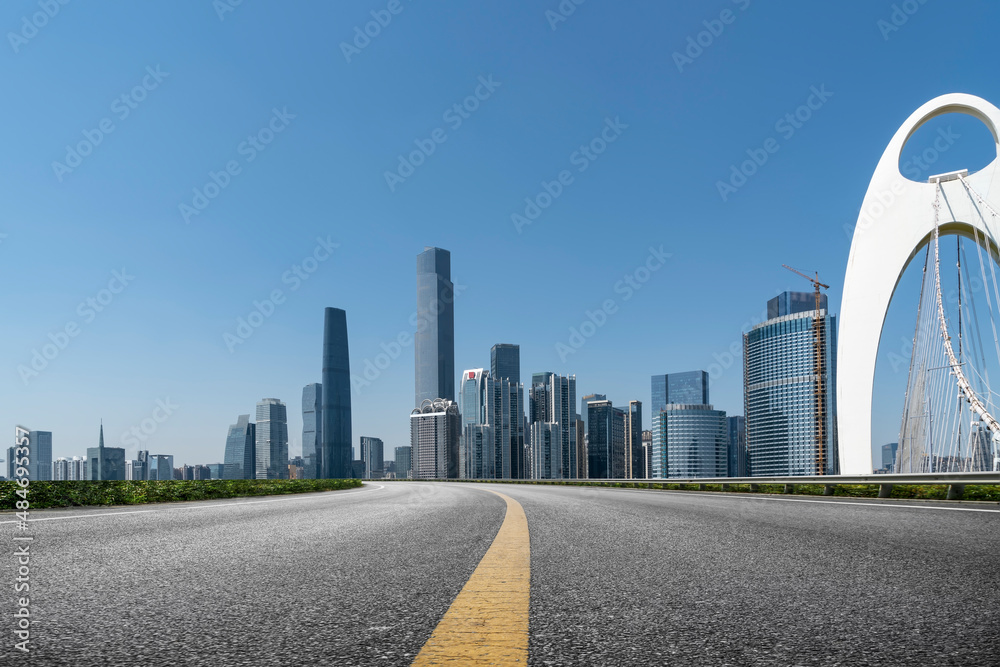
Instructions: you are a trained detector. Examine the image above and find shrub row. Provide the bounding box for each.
[0,478,362,510]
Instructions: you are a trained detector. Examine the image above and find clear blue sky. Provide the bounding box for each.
[4,1,1000,467]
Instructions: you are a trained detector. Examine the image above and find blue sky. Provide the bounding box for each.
[4,0,1000,467]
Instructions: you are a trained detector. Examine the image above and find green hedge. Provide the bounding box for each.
[0,478,362,510]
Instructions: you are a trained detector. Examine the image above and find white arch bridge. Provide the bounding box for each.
[840,93,1000,474]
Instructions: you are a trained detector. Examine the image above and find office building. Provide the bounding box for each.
[460,368,490,479]
[302,383,322,479]
[361,436,384,478]
[5,446,15,481]
[322,307,353,478]
[624,401,643,479]
[575,419,587,479]
[148,454,174,481]
[460,367,525,479]
[54,457,86,481]
[86,423,126,480]
[728,416,748,477]
[256,398,289,479]
[768,291,828,320]
[27,431,52,481]
[579,393,607,441]
[587,400,625,479]
[651,371,709,413]
[126,459,145,480]
[529,421,561,479]
[395,446,412,479]
[744,292,838,476]
[223,415,256,480]
[530,372,577,478]
[642,430,652,481]
[881,442,899,473]
[410,398,460,479]
[491,343,520,385]
[415,247,455,406]
[652,405,728,478]
[207,463,224,479]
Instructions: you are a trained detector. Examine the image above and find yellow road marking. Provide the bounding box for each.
[413,489,530,665]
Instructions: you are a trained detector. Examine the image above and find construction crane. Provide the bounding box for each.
[782,264,830,476]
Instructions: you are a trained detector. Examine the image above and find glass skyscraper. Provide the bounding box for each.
[322,307,352,479]
[28,430,52,481]
[302,383,322,479]
[530,372,577,479]
[490,343,520,385]
[415,247,455,406]
[148,454,174,481]
[652,405,728,478]
[395,445,412,479]
[410,398,460,479]
[360,436,384,478]
[728,415,748,477]
[586,400,625,479]
[624,401,643,479]
[651,371,709,412]
[460,368,525,479]
[86,423,125,481]
[223,414,256,479]
[256,398,288,479]
[744,293,838,476]
[767,291,828,320]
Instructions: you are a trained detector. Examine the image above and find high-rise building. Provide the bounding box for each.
[256,398,289,479]
[302,383,322,479]
[652,405,728,478]
[745,292,838,476]
[587,400,625,479]
[460,369,490,479]
[490,344,520,385]
[415,247,455,406]
[530,372,577,478]
[881,442,899,473]
[86,423,125,480]
[529,422,561,479]
[322,307,352,479]
[360,436,384,478]
[579,393,607,440]
[641,430,652,480]
[651,371,709,413]
[624,401,643,479]
[410,398,460,479]
[395,446,412,478]
[5,446,15,481]
[148,454,174,481]
[223,415,256,480]
[27,431,52,481]
[728,416,748,477]
[460,367,525,479]
[768,291,828,320]
[207,463,225,479]
[125,459,145,480]
[575,419,588,479]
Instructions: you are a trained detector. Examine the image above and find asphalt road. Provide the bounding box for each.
[3,483,999,666]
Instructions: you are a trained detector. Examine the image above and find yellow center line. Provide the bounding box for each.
[413,489,530,665]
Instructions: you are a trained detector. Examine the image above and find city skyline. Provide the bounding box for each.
[7,3,1000,469]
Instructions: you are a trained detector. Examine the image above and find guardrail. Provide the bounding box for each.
[381,472,1000,500]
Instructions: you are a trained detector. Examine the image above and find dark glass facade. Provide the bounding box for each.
[322,307,353,478]
[651,371,709,412]
[360,436,384,478]
[767,290,828,320]
[256,399,288,479]
[587,400,625,478]
[490,343,520,385]
[223,414,256,479]
[28,431,52,481]
[415,247,455,406]
[727,415,748,477]
[302,383,322,479]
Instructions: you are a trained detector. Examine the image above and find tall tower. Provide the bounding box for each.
[490,343,520,385]
[529,372,577,479]
[322,308,352,478]
[224,414,256,479]
[255,398,288,479]
[302,383,322,479]
[415,247,455,405]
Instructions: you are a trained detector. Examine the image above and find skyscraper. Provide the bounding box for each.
[651,371,709,412]
[302,383,322,479]
[768,291,828,320]
[530,372,577,478]
[322,307,352,479]
[744,292,838,476]
[624,401,643,479]
[881,442,899,473]
[460,368,524,479]
[148,454,174,481]
[490,343,520,385]
[256,398,288,479]
[728,416,748,477]
[587,400,625,479]
[86,423,125,480]
[395,445,412,478]
[410,398,460,479]
[28,431,52,481]
[460,368,491,479]
[653,405,728,478]
[575,419,588,478]
[223,415,256,480]
[415,247,455,406]
[360,436,384,478]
